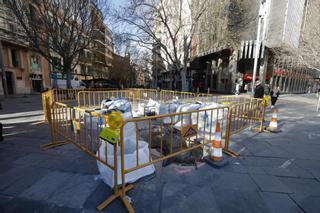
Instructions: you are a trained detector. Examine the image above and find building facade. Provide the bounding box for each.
[0,0,51,95]
[0,1,114,95]
[153,0,319,93]
[191,0,319,94]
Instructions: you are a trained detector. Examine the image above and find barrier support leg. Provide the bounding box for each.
[40,141,69,150]
[41,98,69,150]
[96,184,134,212]
[224,107,240,157]
[223,148,240,157]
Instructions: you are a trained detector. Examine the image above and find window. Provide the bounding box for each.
[51,57,62,71]
[10,49,20,68]
[81,65,87,75]
[30,55,40,70]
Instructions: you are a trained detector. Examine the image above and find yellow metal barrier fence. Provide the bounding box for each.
[160,90,196,101]
[41,88,266,212]
[43,99,234,212]
[42,88,117,120]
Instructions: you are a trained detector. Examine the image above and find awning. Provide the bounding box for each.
[243,73,270,81]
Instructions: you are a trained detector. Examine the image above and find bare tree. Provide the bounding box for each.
[5,0,108,88]
[111,0,207,91]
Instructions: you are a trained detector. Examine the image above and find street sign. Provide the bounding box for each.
[51,73,62,79]
[181,124,198,138]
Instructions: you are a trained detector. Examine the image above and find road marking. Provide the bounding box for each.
[279,158,295,169]
[239,147,246,153]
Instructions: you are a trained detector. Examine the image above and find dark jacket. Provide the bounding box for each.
[254,84,264,98]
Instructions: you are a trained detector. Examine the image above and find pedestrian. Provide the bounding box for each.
[235,82,240,95]
[244,84,248,93]
[254,80,264,99]
[270,86,280,108]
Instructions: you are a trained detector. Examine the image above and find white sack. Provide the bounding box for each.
[97,140,155,188]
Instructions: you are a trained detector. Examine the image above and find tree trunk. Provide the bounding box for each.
[181,67,187,92]
[63,62,72,89]
[169,71,173,90]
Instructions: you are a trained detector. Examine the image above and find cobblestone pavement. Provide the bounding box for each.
[0,94,319,213]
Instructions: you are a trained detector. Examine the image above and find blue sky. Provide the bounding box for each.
[111,0,128,9]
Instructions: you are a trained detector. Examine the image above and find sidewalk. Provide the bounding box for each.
[0,94,320,212]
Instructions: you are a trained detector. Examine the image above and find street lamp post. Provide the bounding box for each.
[251,0,267,96]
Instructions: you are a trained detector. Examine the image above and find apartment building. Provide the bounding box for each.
[0,0,51,95]
[0,1,113,95]
[76,5,113,81]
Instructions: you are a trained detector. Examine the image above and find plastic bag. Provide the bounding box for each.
[264,95,271,106]
[97,140,155,187]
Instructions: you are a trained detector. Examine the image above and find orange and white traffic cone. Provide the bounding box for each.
[204,121,229,168]
[267,108,281,133]
[211,122,223,161]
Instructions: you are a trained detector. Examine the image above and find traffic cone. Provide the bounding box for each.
[211,122,223,161]
[204,121,229,168]
[267,108,281,133]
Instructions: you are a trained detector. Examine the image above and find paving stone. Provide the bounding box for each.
[250,174,292,193]
[290,194,320,213]
[0,196,81,213]
[280,143,320,160]
[49,173,100,208]
[20,171,75,201]
[83,181,126,213]
[295,159,320,171]
[1,167,50,197]
[161,183,221,213]
[131,182,163,213]
[13,153,53,167]
[212,172,259,191]
[231,164,266,175]
[264,167,299,178]
[212,188,269,213]
[278,177,320,196]
[0,194,13,213]
[260,192,303,213]
[0,165,50,195]
[239,156,286,168]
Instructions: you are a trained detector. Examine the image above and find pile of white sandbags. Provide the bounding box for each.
[97,98,155,188]
[134,98,161,117]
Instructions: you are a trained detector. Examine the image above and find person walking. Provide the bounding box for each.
[270,86,280,108]
[254,80,264,99]
[235,82,240,96]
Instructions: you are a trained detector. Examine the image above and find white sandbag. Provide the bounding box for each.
[133,102,145,117]
[198,102,228,140]
[100,98,132,113]
[145,98,160,115]
[159,100,182,124]
[97,140,155,188]
[96,99,155,187]
[174,102,204,130]
[100,99,113,109]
